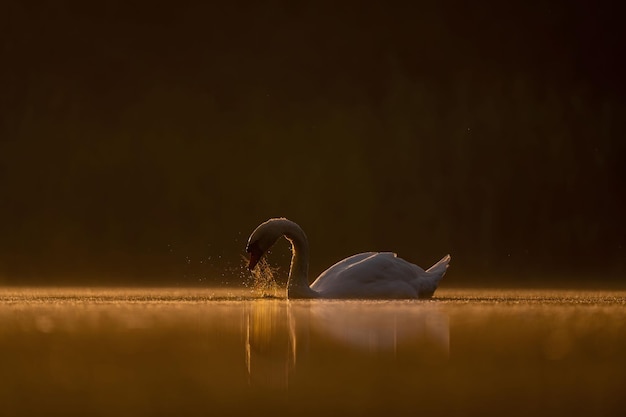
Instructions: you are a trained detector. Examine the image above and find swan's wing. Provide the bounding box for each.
[312,252,379,281]
[310,252,423,299]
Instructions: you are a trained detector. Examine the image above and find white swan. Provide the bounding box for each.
[246,218,451,299]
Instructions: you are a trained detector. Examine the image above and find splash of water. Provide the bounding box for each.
[244,256,282,298]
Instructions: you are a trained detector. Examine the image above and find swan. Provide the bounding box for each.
[246,218,450,299]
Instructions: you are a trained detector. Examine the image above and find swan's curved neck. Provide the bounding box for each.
[282,221,318,299]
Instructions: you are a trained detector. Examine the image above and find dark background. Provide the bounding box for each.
[1,0,624,286]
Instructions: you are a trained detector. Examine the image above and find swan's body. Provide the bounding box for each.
[246,218,450,299]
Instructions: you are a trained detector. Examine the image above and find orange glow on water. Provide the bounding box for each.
[1,287,625,415]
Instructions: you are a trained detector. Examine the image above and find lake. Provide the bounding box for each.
[1,287,625,416]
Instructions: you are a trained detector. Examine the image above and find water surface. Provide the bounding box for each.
[1,287,625,416]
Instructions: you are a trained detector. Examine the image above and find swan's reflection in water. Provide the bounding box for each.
[244,300,449,388]
[244,300,296,388]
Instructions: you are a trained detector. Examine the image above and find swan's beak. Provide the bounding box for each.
[246,242,263,270]
[248,251,261,270]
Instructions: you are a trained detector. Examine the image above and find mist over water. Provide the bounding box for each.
[1,286,625,416]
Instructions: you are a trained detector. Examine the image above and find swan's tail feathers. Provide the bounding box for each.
[426,254,451,275]
[418,254,451,299]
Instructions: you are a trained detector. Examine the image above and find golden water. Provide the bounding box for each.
[1,287,625,416]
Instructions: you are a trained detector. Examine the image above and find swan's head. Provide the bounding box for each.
[246,218,290,270]
[246,239,265,270]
